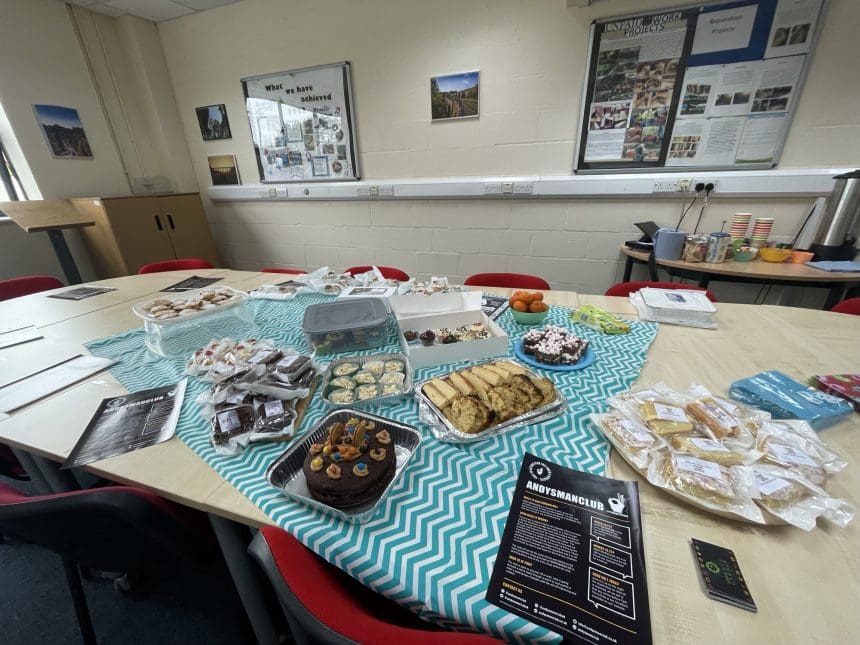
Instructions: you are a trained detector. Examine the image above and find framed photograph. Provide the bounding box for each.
[33,105,92,158]
[208,154,240,185]
[431,70,480,120]
[195,104,232,141]
[242,61,360,182]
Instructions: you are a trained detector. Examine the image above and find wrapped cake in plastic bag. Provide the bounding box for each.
[729,370,853,429]
[686,384,763,444]
[590,412,661,469]
[647,450,764,523]
[608,383,698,436]
[667,435,760,467]
[749,464,854,530]
[754,422,846,486]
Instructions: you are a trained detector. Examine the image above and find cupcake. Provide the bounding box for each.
[403,330,418,343]
[419,330,435,346]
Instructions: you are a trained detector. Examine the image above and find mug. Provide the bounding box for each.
[653,228,686,260]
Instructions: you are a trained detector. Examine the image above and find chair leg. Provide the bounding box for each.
[61,557,98,645]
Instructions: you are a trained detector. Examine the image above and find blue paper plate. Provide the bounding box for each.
[513,339,596,371]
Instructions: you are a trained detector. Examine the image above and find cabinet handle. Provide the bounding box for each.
[154,215,163,231]
[167,214,175,230]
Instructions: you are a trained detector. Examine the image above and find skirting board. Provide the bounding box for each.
[207,168,850,203]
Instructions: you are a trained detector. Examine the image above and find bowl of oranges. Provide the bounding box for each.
[508,291,549,325]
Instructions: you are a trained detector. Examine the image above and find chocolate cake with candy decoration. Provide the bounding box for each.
[302,416,396,507]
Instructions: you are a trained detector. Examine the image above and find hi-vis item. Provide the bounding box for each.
[242,62,359,183]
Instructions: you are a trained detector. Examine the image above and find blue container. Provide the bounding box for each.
[653,229,686,260]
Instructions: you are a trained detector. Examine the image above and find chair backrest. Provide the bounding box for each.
[0,275,63,301]
[831,297,860,315]
[0,484,205,572]
[344,265,410,282]
[260,267,305,275]
[463,273,551,290]
[248,527,500,644]
[605,280,718,302]
[138,258,215,274]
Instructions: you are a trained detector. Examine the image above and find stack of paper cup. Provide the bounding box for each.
[751,217,774,248]
[730,213,752,240]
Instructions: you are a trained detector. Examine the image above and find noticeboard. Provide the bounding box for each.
[575,0,824,172]
[242,62,360,182]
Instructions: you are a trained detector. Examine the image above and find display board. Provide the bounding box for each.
[575,0,824,172]
[242,62,360,182]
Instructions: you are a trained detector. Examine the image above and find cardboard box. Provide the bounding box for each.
[337,285,399,311]
[398,309,508,369]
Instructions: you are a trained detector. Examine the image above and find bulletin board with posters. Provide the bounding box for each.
[242,62,360,182]
[575,0,825,172]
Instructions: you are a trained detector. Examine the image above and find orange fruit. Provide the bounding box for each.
[512,300,529,312]
[529,301,548,313]
[513,291,533,305]
[531,292,544,302]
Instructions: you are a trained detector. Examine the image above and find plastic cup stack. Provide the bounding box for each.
[730,212,752,241]
[750,217,774,249]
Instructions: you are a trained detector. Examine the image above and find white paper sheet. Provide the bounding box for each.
[0,355,116,413]
[0,326,43,350]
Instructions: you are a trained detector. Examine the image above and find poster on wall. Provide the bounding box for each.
[195,104,232,141]
[576,0,824,172]
[241,62,360,182]
[33,104,93,159]
[431,71,480,120]
[208,154,240,186]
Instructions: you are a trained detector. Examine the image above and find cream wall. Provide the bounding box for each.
[157,0,859,301]
[0,0,132,281]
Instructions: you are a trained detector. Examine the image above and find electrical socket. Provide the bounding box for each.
[513,181,534,194]
[482,183,502,195]
[501,181,514,194]
[651,178,692,193]
[377,185,394,196]
[692,178,718,193]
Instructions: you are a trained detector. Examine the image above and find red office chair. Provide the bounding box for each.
[0,275,63,301]
[138,258,215,274]
[464,273,551,290]
[0,483,212,645]
[831,298,860,315]
[605,280,718,302]
[345,266,410,281]
[249,526,501,644]
[261,267,306,275]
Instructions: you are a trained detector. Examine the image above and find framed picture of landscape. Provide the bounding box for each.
[430,70,479,120]
[33,104,93,158]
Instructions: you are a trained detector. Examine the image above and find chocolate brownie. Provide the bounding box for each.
[302,417,396,507]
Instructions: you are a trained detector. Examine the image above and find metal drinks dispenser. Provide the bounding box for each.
[811,170,860,261]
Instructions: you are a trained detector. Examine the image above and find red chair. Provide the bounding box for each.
[345,265,410,281]
[464,273,550,290]
[0,483,212,645]
[0,275,63,301]
[831,298,860,315]
[138,258,215,274]
[261,267,306,275]
[605,280,718,302]
[249,526,500,644]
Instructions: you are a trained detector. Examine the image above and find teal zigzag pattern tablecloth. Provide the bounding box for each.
[86,296,656,643]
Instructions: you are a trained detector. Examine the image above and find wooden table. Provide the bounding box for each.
[621,245,860,308]
[0,199,98,284]
[0,273,858,644]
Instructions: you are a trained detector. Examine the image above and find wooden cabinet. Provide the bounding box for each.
[71,193,220,277]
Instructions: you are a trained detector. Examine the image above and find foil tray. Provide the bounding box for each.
[319,352,413,409]
[265,408,421,523]
[415,360,567,444]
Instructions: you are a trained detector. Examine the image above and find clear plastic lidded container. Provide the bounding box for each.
[133,287,259,358]
[302,298,389,355]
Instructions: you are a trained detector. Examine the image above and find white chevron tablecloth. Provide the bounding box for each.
[87,295,656,643]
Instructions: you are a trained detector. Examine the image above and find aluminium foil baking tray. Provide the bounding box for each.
[265,408,421,523]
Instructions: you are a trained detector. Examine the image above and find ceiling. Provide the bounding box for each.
[62,0,244,23]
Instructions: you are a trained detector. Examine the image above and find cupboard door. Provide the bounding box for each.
[161,194,220,265]
[102,197,174,274]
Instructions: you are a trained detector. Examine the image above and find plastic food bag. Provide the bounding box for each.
[590,412,661,470]
[608,383,699,436]
[647,450,764,523]
[756,421,847,478]
[248,284,312,301]
[729,370,853,429]
[184,338,235,375]
[687,384,763,445]
[749,464,855,530]
[667,435,760,467]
